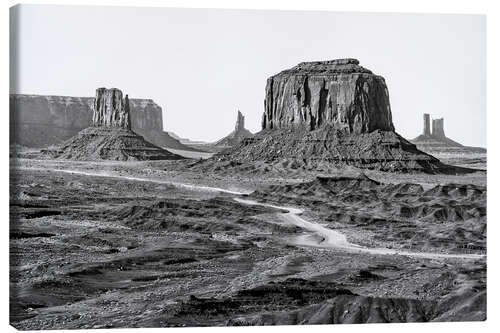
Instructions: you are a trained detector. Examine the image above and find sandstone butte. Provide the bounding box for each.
[91,88,132,129]
[261,58,394,133]
[212,59,475,174]
[42,88,183,161]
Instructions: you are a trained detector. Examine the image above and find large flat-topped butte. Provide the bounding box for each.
[262,58,394,134]
[209,59,470,174]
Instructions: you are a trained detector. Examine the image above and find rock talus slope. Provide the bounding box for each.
[216,127,444,173]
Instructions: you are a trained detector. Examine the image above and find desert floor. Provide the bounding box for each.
[10,155,486,329]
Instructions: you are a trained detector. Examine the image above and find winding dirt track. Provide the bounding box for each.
[17,166,251,195]
[234,198,485,261]
[19,166,485,261]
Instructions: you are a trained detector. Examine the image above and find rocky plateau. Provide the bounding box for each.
[10,92,200,152]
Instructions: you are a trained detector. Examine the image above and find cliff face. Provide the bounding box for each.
[10,93,200,151]
[262,59,394,133]
[128,99,163,132]
[92,88,131,129]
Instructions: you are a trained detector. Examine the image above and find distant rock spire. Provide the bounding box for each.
[432,118,445,139]
[235,110,245,132]
[423,113,431,136]
[215,110,253,147]
[92,88,131,130]
[412,114,483,153]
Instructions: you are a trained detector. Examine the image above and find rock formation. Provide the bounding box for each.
[91,88,131,129]
[214,111,253,147]
[412,114,486,154]
[9,93,202,152]
[423,113,431,136]
[235,110,245,132]
[207,59,472,174]
[431,118,445,139]
[42,88,183,161]
[262,59,394,133]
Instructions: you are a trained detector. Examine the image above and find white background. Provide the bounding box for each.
[1,0,498,332]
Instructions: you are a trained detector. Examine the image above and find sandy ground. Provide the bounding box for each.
[10,157,486,329]
[165,148,215,160]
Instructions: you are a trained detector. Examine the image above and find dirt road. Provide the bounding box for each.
[19,166,485,261]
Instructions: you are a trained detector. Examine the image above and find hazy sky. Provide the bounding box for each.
[11,5,486,146]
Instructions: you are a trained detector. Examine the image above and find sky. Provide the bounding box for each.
[11,5,486,147]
